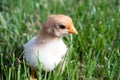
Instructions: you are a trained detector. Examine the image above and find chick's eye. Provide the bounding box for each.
[59,24,65,29]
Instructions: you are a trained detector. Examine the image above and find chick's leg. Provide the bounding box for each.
[30,69,37,80]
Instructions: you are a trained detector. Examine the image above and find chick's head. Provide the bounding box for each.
[42,14,77,37]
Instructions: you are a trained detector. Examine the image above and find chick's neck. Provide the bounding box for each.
[36,29,61,43]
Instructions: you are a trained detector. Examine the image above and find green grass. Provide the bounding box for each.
[0,0,120,80]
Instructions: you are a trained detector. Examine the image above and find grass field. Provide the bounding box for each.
[0,0,120,80]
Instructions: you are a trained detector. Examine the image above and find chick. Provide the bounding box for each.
[23,14,77,79]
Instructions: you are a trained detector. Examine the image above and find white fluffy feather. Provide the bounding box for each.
[23,36,67,71]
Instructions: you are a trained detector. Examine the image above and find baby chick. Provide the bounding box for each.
[23,14,77,79]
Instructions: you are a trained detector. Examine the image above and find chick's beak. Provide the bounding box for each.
[68,26,78,34]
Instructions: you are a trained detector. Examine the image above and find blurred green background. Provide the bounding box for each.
[0,0,120,80]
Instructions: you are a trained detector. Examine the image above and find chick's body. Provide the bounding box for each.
[23,36,67,70]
